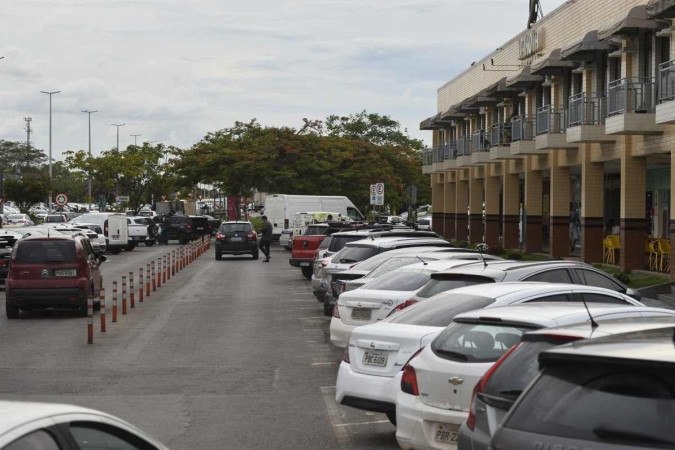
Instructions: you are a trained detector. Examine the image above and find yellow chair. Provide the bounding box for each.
[646,239,659,272]
[657,239,671,273]
[604,235,620,265]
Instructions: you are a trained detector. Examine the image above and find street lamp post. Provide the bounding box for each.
[111,123,125,151]
[130,134,142,147]
[82,109,97,209]
[41,90,60,213]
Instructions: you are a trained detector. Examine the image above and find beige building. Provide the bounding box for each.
[421,0,675,278]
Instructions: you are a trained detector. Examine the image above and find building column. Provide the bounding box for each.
[431,173,445,237]
[502,163,519,249]
[581,144,604,263]
[469,168,484,244]
[620,137,646,272]
[549,151,571,258]
[455,171,469,243]
[670,150,675,279]
[524,157,543,253]
[484,164,501,249]
[443,172,457,241]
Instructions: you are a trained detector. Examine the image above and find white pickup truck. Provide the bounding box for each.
[127,216,158,249]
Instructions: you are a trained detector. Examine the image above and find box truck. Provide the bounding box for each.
[263,195,364,238]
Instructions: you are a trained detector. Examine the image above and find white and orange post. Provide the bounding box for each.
[151,261,156,292]
[139,267,144,302]
[99,287,106,332]
[87,293,94,344]
[112,280,118,323]
[129,272,135,308]
[122,275,128,315]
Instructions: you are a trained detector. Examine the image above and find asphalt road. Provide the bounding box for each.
[0,241,398,449]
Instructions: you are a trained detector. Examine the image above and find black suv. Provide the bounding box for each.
[215,221,258,260]
[160,215,210,244]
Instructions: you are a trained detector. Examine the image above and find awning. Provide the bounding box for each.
[647,0,675,19]
[472,82,500,106]
[531,48,578,75]
[561,30,619,61]
[506,66,544,89]
[457,95,480,113]
[419,112,454,130]
[598,5,668,40]
[440,105,467,121]
[492,77,520,98]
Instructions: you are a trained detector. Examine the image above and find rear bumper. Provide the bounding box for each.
[329,318,355,348]
[215,241,257,254]
[289,258,312,267]
[396,391,467,450]
[336,361,398,414]
[7,287,86,308]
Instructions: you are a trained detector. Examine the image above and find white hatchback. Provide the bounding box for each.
[395,300,673,450]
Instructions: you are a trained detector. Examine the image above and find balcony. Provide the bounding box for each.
[456,136,473,167]
[565,93,617,143]
[489,122,518,160]
[605,77,663,135]
[422,148,433,174]
[509,115,539,156]
[535,105,577,150]
[656,60,675,124]
[470,130,490,164]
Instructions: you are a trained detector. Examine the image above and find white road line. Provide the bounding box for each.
[298,316,327,320]
[311,361,337,367]
[334,420,391,427]
[320,386,351,448]
[272,367,280,390]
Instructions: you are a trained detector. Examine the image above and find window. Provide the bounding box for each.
[524,294,571,303]
[5,429,60,450]
[580,292,626,304]
[220,223,251,233]
[333,246,378,263]
[574,269,622,292]
[360,271,430,291]
[347,207,362,221]
[523,269,573,283]
[16,241,76,263]
[416,275,494,299]
[388,295,494,327]
[365,257,422,279]
[69,422,157,450]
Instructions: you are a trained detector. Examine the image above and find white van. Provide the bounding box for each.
[264,195,364,238]
[292,211,342,237]
[70,213,130,254]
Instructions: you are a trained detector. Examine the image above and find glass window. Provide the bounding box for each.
[580,292,626,304]
[5,429,60,450]
[329,235,364,252]
[16,241,76,263]
[524,294,571,303]
[523,269,573,283]
[505,365,675,445]
[69,422,156,450]
[220,223,251,233]
[347,207,362,221]
[365,257,422,279]
[574,269,622,292]
[361,271,431,291]
[432,322,537,363]
[333,246,378,263]
[416,275,494,298]
[318,236,332,250]
[387,295,494,326]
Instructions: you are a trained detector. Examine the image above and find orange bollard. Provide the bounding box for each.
[157,258,162,288]
[87,294,94,344]
[163,255,167,283]
[139,268,144,302]
[122,276,128,315]
[146,263,151,296]
[172,250,176,276]
[129,272,135,308]
[99,287,106,332]
[112,281,118,323]
[151,261,156,292]
[167,253,172,280]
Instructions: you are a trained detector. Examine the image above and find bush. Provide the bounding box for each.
[613,273,630,284]
[488,246,506,256]
[250,216,264,233]
[506,250,523,260]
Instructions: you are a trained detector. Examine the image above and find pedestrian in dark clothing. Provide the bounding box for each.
[260,215,273,262]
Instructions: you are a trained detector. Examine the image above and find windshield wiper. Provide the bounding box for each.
[593,427,674,446]
[434,349,469,361]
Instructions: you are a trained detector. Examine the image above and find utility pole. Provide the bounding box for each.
[130,134,142,146]
[82,110,98,208]
[40,90,60,213]
[111,123,125,151]
[22,117,32,177]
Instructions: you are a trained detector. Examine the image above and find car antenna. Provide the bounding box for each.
[581,293,599,329]
[476,243,488,269]
[416,256,428,266]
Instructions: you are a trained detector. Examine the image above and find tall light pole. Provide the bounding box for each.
[41,90,60,213]
[130,133,142,146]
[111,123,125,151]
[82,109,98,208]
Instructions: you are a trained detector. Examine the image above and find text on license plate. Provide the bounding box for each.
[434,423,459,444]
[351,308,372,320]
[363,349,387,367]
[300,262,310,267]
[55,269,77,277]
[231,237,243,242]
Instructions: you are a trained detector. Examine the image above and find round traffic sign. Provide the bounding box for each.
[55,193,68,206]
[376,183,384,195]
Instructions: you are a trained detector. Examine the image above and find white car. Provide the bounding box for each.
[330,259,477,348]
[0,400,166,448]
[336,282,648,425]
[5,214,34,227]
[395,300,674,450]
[72,223,107,253]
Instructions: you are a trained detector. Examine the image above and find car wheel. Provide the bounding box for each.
[323,298,334,317]
[125,242,137,251]
[215,252,222,261]
[110,248,121,255]
[301,266,312,279]
[252,251,259,260]
[386,411,396,426]
[6,302,19,319]
[145,241,155,247]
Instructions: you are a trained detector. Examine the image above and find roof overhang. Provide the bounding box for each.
[531,48,578,76]
[561,30,619,61]
[598,5,669,40]
[457,95,481,113]
[647,0,675,19]
[419,113,454,130]
[440,106,467,121]
[506,66,544,90]
[492,77,520,99]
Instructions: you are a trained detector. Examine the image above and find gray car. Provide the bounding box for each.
[490,325,675,450]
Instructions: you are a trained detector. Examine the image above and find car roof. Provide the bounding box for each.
[0,400,109,432]
[430,259,593,278]
[222,221,251,224]
[541,325,675,366]
[525,315,675,341]
[441,281,627,299]
[344,236,448,248]
[20,234,73,242]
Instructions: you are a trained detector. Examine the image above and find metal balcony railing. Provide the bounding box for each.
[568,93,607,126]
[659,60,675,103]
[457,136,472,156]
[536,105,567,135]
[490,122,512,146]
[471,130,490,152]
[608,77,656,116]
[511,115,535,142]
[423,148,433,165]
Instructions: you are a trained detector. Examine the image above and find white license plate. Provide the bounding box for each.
[112,235,120,239]
[351,308,372,320]
[434,423,459,444]
[300,262,310,267]
[55,269,76,277]
[132,236,141,240]
[231,237,243,242]
[363,349,387,367]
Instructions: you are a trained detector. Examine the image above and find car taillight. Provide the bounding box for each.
[466,342,521,431]
[342,347,350,364]
[187,224,192,230]
[216,233,225,240]
[0,260,6,268]
[247,232,256,241]
[332,302,340,318]
[387,299,418,317]
[321,259,329,268]
[400,347,425,395]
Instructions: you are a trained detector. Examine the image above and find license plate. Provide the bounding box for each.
[300,262,310,267]
[132,236,141,240]
[112,235,119,239]
[434,423,459,444]
[363,349,387,367]
[55,269,76,277]
[351,308,372,320]
[231,237,243,242]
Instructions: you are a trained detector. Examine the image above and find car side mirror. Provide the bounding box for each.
[98,254,108,263]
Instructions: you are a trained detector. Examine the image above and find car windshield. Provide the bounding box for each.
[416,275,495,298]
[318,236,332,250]
[387,295,495,326]
[45,216,63,222]
[16,240,76,263]
[328,235,366,252]
[8,215,24,220]
[365,257,428,279]
[361,270,431,291]
[333,246,379,264]
[221,223,251,233]
[431,322,537,363]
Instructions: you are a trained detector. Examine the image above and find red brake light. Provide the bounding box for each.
[401,365,419,396]
[466,342,521,431]
[387,299,418,317]
[216,233,225,239]
[332,302,340,318]
[247,232,256,241]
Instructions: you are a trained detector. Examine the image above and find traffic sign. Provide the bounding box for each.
[369,183,384,206]
[117,195,130,203]
[54,193,68,206]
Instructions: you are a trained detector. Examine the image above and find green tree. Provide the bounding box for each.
[0,140,47,174]
[3,172,49,213]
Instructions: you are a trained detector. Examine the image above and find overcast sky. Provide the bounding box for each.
[0,0,567,159]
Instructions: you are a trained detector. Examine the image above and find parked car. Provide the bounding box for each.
[490,325,675,450]
[0,235,13,287]
[70,212,129,254]
[203,214,221,235]
[5,234,106,318]
[279,229,293,251]
[416,217,432,231]
[215,221,259,260]
[459,315,675,450]
[71,223,107,254]
[5,214,34,227]
[127,216,157,249]
[48,225,105,255]
[395,301,674,450]
[336,282,650,425]
[43,213,68,223]
[160,215,210,244]
[0,400,166,448]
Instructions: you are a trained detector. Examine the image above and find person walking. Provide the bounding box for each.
[259,215,273,262]
[569,202,580,253]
